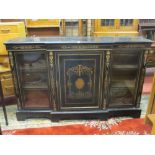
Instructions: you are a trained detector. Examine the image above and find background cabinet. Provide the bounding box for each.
[145,73,155,134]
[60,19,87,36]
[25,19,60,36]
[0,22,26,55]
[93,19,139,36]
[0,22,26,97]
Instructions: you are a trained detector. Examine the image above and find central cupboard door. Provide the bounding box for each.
[54,51,105,110]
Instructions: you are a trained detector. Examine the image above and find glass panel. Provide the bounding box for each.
[16,53,48,89]
[120,19,133,26]
[17,53,47,71]
[65,19,79,36]
[109,87,134,106]
[82,19,87,36]
[111,53,140,68]
[109,69,137,107]
[139,19,155,24]
[21,71,48,89]
[101,19,114,26]
[109,52,140,107]
[15,52,50,109]
[23,90,49,108]
[111,69,137,88]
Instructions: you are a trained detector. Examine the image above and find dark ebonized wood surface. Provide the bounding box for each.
[5,36,153,121]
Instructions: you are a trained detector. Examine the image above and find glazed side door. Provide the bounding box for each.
[13,51,52,110]
[107,50,144,108]
[54,50,105,111]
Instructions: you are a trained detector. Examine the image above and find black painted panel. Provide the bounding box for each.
[55,51,105,109]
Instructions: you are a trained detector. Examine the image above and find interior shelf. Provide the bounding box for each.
[111,80,136,88]
[20,67,47,72]
[23,83,48,89]
[112,64,138,69]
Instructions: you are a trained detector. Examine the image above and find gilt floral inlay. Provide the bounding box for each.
[66,64,94,99]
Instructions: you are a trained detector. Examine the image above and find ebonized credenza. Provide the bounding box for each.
[5,36,152,121]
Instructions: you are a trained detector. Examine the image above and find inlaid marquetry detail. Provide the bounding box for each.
[66,64,93,99]
[12,45,43,50]
[75,78,85,90]
[66,65,93,76]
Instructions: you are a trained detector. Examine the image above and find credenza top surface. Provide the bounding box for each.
[5,36,152,45]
